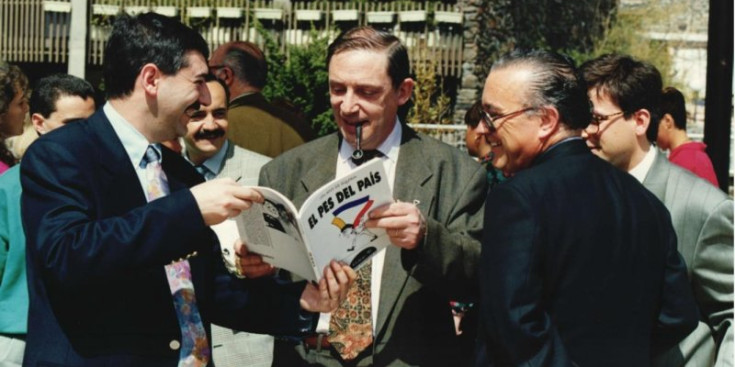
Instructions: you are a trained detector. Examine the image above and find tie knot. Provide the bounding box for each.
[351,149,383,166]
[140,145,161,169]
[195,165,212,180]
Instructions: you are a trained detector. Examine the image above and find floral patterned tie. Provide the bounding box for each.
[328,259,373,360]
[141,145,210,366]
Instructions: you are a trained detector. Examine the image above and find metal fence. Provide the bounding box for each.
[1,0,465,77]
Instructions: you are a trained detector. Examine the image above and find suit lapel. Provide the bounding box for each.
[293,134,340,208]
[217,141,242,182]
[376,126,433,335]
[642,150,670,204]
[90,111,148,207]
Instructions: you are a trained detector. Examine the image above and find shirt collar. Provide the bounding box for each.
[200,140,229,176]
[104,102,158,167]
[629,146,657,183]
[338,117,402,166]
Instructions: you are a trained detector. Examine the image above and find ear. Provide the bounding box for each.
[31,113,46,135]
[660,113,674,130]
[139,63,161,97]
[396,78,414,106]
[537,105,560,140]
[632,109,651,138]
[219,67,235,87]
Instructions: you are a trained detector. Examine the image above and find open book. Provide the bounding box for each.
[212,159,393,282]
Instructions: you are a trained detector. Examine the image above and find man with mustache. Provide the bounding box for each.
[182,75,274,367]
[243,26,487,366]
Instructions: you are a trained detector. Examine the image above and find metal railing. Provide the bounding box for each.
[1,0,465,77]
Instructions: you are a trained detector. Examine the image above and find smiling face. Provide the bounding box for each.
[481,67,545,174]
[183,80,228,164]
[155,51,211,141]
[328,49,413,150]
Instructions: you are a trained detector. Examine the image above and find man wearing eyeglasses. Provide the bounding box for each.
[479,49,697,366]
[581,54,733,367]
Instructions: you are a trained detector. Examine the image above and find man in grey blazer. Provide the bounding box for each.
[241,26,487,366]
[182,76,274,367]
[582,54,733,367]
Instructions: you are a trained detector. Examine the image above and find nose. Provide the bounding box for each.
[339,91,359,115]
[198,83,211,107]
[475,121,490,136]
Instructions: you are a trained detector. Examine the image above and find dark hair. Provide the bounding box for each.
[103,12,209,99]
[580,54,663,143]
[491,49,592,130]
[327,26,410,90]
[219,42,267,89]
[30,74,95,117]
[204,73,230,107]
[0,62,29,168]
[464,101,484,127]
[660,86,687,130]
[0,63,29,115]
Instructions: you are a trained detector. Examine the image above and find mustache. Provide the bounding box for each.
[194,128,225,140]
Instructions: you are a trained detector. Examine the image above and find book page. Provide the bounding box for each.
[232,187,318,281]
[297,159,393,274]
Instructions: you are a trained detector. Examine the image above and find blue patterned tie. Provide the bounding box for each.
[141,145,211,366]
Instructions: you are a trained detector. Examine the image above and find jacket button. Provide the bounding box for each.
[169,340,181,350]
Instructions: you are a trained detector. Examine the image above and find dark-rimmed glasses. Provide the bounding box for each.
[481,107,535,133]
[588,111,625,134]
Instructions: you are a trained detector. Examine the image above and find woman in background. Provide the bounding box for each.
[0,62,29,174]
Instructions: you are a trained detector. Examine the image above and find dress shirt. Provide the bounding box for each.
[103,103,162,196]
[315,119,402,334]
[185,140,230,180]
[629,146,657,183]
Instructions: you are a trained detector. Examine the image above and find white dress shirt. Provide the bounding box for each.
[315,119,402,334]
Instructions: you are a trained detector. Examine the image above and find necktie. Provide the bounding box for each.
[194,164,213,181]
[141,145,211,366]
[328,149,380,360]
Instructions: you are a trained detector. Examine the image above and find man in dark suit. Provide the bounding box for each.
[479,49,698,366]
[20,13,353,366]
[241,26,487,366]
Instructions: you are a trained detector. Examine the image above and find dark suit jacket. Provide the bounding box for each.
[20,110,309,366]
[260,124,488,366]
[480,139,698,367]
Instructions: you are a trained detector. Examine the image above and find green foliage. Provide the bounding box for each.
[258,24,335,136]
[569,0,678,87]
[407,55,452,125]
[475,0,616,94]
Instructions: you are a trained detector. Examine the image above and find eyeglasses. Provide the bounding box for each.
[481,107,535,133]
[588,111,625,133]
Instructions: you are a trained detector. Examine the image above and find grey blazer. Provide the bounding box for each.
[202,140,274,367]
[646,151,733,367]
[216,140,271,186]
[261,125,487,366]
